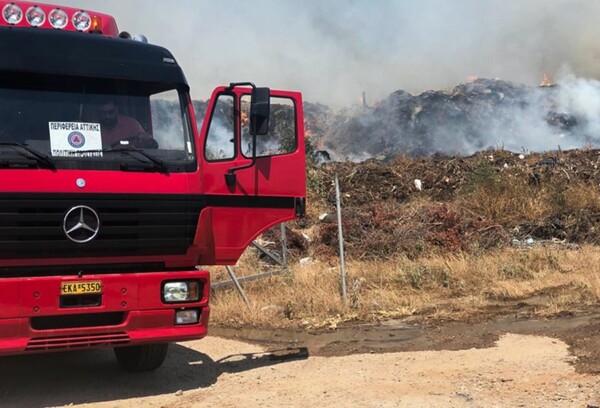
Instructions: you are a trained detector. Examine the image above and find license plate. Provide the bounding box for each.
[60,281,102,296]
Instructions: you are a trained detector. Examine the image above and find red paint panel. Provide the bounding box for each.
[0,270,210,356]
[196,86,306,264]
[0,170,192,194]
[0,280,20,317]
[210,207,293,258]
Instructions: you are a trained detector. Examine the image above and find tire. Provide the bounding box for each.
[114,343,169,372]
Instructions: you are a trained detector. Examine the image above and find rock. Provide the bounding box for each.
[175,390,183,396]
[316,150,332,163]
[299,257,313,265]
[455,392,473,402]
[319,213,336,223]
[414,179,422,191]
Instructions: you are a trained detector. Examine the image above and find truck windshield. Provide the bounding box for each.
[0,73,195,172]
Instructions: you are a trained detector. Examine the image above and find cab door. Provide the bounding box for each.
[195,86,306,265]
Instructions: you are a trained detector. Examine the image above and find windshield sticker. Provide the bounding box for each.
[49,122,103,157]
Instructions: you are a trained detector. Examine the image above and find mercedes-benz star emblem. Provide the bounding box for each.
[63,206,100,243]
[76,178,86,188]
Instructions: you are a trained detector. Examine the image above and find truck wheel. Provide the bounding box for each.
[114,343,169,372]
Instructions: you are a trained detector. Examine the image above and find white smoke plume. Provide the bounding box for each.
[55,0,600,157]
[322,74,600,159]
[58,0,600,108]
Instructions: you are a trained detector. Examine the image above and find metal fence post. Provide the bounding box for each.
[225,266,251,310]
[335,174,347,304]
[280,223,288,267]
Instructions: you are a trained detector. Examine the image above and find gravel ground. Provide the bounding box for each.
[0,332,598,408]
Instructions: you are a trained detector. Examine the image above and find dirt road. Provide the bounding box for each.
[0,314,599,408]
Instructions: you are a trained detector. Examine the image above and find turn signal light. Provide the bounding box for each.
[91,15,102,32]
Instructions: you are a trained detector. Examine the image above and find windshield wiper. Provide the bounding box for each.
[82,147,169,174]
[0,142,55,169]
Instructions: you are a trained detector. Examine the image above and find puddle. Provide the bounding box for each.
[211,307,600,374]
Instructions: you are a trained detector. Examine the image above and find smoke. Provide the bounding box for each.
[320,74,600,159]
[483,73,600,154]
[58,0,600,107]
[554,74,600,137]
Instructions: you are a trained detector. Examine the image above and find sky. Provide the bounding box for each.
[58,0,600,107]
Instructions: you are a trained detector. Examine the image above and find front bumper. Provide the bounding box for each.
[0,270,210,356]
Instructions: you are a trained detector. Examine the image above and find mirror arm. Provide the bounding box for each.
[225,133,256,187]
[224,82,268,188]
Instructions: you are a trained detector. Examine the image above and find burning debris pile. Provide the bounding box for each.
[319,77,600,160]
[302,148,600,260]
[175,76,600,165]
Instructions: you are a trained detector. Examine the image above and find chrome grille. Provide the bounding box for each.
[0,193,201,259]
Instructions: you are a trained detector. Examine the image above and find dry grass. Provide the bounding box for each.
[208,151,600,328]
[209,245,600,328]
[460,164,600,224]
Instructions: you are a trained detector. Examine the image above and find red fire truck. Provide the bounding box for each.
[0,1,306,371]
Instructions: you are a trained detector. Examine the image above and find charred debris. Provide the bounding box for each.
[315,78,584,161]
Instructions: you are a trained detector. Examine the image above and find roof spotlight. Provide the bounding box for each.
[72,10,91,31]
[2,3,23,25]
[26,5,46,27]
[49,8,68,29]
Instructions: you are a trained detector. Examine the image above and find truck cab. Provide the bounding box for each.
[0,1,306,371]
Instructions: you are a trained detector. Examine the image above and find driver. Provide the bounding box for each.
[97,99,152,148]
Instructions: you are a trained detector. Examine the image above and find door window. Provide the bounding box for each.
[204,94,235,161]
[240,96,296,158]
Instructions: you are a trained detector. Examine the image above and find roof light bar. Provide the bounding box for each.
[25,5,46,27]
[2,3,23,25]
[0,3,119,36]
[48,8,68,29]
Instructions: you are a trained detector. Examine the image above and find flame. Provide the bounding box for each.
[467,75,479,83]
[304,120,314,138]
[241,111,249,126]
[540,73,554,87]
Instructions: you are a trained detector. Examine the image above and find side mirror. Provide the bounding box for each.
[250,87,270,136]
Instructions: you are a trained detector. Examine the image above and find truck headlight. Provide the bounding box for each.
[162,281,200,303]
